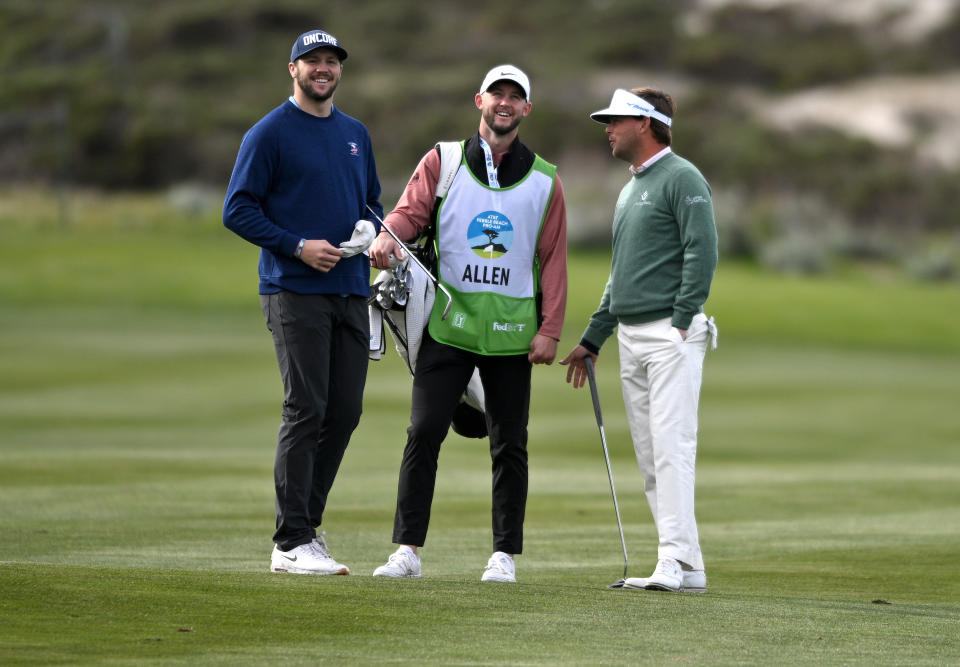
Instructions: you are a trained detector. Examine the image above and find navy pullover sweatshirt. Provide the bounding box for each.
[223,100,383,296]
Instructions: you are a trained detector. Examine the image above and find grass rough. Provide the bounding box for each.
[1,213,959,664]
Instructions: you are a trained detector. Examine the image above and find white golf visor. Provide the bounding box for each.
[590,89,673,126]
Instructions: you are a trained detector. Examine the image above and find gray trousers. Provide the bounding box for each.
[261,291,368,551]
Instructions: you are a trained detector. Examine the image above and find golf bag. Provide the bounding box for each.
[368,141,487,438]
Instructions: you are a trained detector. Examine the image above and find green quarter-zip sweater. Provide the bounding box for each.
[581,151,717,353]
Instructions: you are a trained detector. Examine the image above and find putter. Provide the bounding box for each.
[584,356,629,589]
[365,204,453,320]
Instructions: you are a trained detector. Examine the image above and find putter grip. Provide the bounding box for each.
[584,357,604,427]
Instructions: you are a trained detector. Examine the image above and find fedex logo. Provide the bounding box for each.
[493,322,525,333]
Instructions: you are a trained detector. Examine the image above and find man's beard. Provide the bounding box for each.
[296,71,339,102]
[482,109,522,136]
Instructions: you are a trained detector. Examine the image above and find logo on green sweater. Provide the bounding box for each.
[633,191,653,207]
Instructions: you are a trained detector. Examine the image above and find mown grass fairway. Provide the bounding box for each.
[1,209,959,664]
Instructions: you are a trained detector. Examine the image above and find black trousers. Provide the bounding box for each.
[392,333,532,554]
[261,292,368,551]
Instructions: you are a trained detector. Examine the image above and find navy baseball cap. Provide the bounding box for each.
[291,30,348,62]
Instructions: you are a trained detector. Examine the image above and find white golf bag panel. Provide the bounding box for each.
[369,256,434,370]
[369,256,486,428]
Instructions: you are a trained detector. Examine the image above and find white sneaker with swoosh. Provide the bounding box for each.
[270,535,350,575]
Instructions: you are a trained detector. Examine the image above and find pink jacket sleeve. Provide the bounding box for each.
[536,176,567,341]
[382,149,441,241]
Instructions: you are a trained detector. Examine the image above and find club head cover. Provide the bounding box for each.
[451,402,487,438]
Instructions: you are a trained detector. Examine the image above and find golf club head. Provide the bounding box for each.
[366,202,452,319]
[607,578,626,589]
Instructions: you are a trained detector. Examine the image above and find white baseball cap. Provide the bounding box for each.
[590,89,673,126]
[478,65,531,101]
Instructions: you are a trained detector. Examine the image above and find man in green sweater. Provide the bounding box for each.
[560,87,718,593]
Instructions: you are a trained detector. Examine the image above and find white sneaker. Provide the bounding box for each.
[372,546,422,578]
[480,551,516,583]
[623,568,707,593]
[623,558,707,593]
[270,533,350,575]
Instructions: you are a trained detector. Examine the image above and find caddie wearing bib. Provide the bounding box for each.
[369,65,568,583]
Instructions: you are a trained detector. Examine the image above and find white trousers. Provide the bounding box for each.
[617,313,715,571]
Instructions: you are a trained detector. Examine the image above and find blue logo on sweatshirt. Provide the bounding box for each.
[347,142,359,156]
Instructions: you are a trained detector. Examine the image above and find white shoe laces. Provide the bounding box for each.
[655,558,681,576]
[487,553,513,573]
[373,548,417,576]
[388,551,409,565]
[312,532,333,560]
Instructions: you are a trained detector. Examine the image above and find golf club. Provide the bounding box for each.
[365,204,453,320]
[584,356,629,588]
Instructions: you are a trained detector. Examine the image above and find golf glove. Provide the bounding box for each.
[339,219,376,257]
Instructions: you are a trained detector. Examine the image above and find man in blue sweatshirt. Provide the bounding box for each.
[223,29,383,576]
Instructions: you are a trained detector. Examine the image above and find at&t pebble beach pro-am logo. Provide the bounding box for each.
[468,211,513,259]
